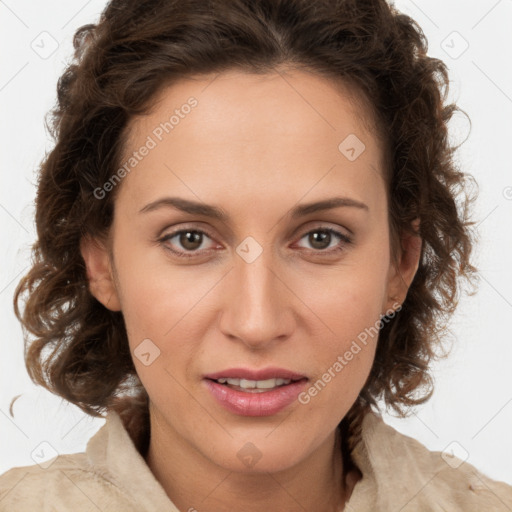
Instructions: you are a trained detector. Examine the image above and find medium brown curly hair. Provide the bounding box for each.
[12,0,479,457]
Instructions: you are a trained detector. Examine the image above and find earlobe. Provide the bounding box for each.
[80,235,122,311]
[386,218,422,311]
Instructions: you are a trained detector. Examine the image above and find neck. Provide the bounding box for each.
[144,411,355,512]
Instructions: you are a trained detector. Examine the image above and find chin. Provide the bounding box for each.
[200,431,318,475]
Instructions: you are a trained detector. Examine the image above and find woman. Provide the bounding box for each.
[1,0,511,510]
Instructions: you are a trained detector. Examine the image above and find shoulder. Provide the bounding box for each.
[0,453,138,512]
[350,410,512,511]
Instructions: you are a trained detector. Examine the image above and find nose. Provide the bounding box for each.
[218,249,295,350]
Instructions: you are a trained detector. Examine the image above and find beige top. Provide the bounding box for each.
[1,409,511,511]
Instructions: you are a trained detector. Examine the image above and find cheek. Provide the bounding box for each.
[112,247,219,380]
[112,239,196,332]
[288,251,388,406]
[294,280,381,421]
[293,253,388,347]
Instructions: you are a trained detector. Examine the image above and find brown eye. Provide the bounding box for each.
[178,231,203,251]
[296,228,352,254]
[159,228,217,258]
[307,230,332,250]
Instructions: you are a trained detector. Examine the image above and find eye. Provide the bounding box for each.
[295,227,353,255]
[159,228,218,258]
[158,225,353,259]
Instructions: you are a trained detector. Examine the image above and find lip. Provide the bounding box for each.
[204,367,307,381]
[203,367,308,417]
[204,379,308,416]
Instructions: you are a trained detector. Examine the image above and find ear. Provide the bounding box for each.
[384,218,422,313]
[80,235,122,311]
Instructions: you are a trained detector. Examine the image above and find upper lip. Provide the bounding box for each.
[204,367,307,381]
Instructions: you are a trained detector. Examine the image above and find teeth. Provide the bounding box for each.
[216,377,291,389]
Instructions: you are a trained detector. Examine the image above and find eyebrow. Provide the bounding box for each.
[139,196,369,221]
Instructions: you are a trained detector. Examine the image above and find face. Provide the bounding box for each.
[82,68,420,474]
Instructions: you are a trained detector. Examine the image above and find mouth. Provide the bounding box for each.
[206,376,306,393]
[203,367,309,416]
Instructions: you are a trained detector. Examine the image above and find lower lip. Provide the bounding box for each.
[204,379,308,417]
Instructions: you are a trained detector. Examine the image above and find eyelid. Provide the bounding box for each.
[158,224,220,254]
[295,221,352,240]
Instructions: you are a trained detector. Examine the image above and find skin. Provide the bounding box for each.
[81,67,422,512]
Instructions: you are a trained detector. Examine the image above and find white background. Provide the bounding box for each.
[1,0,511,487]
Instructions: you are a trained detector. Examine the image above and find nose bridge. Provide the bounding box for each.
[220,244,291,348]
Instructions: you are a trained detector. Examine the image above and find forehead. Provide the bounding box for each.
[124,68,381,153]
[116,69,387,218]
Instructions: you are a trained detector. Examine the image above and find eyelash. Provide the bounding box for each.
[158,226,353,259]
